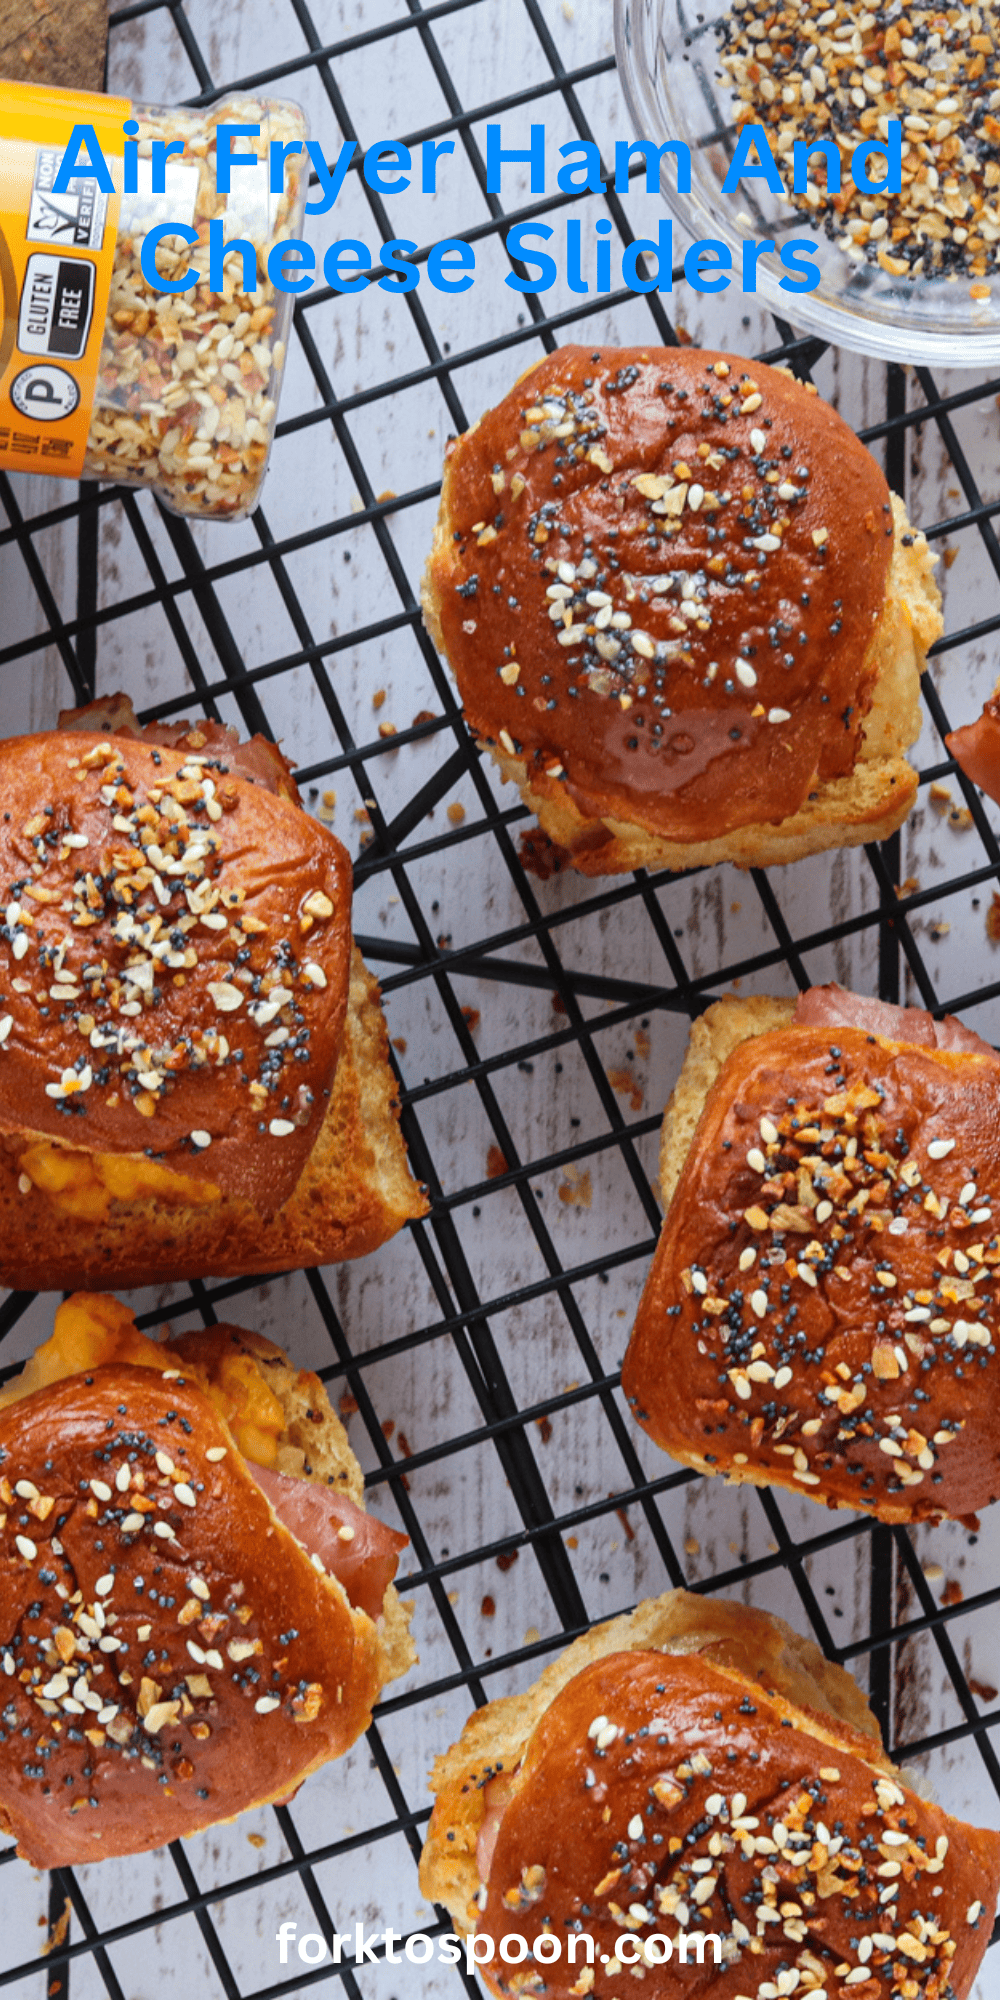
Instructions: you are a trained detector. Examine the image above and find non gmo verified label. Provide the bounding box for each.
[26,148,109,250]
[17,254,95,361]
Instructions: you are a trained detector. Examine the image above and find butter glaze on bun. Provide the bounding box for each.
[624,986,1000,1524]
[0,701,425,1288]
[0,1298,414,1867]
[420,1590,1000,1999]
[422,347,941,874]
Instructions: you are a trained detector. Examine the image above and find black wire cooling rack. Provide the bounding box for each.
[2,1,1000,1995]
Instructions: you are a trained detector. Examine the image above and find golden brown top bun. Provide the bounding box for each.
[421,1592,1000,2000]
[423,345,896,843]
[0,718,353,1215]
[625,995,1000,1524]
[0,1344,396,1866]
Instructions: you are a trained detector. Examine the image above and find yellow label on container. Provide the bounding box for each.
[0,79,128,477]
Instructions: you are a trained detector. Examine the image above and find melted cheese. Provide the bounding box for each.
[18,1141,222,1221]
[0,1293,284,1466]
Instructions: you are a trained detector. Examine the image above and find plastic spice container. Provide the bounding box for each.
[0,82,307,518]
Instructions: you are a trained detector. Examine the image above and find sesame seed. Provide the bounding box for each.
[747,1146,767,1173]
[90,1480,112,1502]
[207,980,243,1013]
[627,1814,644,1839]
[269,1118,296,1136]
[255,1695,282,1713]
[735,660,758,688]
[95,1573,114,1595]
[15,1535,37,1561]
[120,1513,145,1533]
[927,1137,955,1159]
[174,1483,197,1507]
[153,1521,176,1540]
[190,1130,212,1149]
[205,1446,227,1462]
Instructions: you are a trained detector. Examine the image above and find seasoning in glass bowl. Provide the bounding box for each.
[716,0,1000,294]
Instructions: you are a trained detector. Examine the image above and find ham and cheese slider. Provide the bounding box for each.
[0,1293,414,1867]
[624,984,1000,1524]
[422,346,942,876]
[0,697,425,1290]
[420,1589,1000,1999]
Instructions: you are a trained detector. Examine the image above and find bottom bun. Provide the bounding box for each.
[0,1300,415,1866]
[421,1589,1000,2000]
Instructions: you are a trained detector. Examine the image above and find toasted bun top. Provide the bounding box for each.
[0,726,352,1213]
[474,1648,1000,2000]
[424,346,894,841]
[0,1361,383,1867]
[625,1022,1000,1522]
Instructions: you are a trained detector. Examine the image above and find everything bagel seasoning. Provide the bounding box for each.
[717,0,1000,290]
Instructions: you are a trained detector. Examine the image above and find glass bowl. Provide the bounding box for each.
[614,0,1000,365]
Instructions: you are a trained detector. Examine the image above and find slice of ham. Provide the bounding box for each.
[57,692,300,803]
[946,698,1000,810]
[248,1462,407,1622]
[476,1768,522,1884]
[793,983,996,1059]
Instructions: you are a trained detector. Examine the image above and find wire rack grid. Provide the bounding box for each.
[1,1,999,1996]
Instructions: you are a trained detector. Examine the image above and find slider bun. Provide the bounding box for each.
[422,347,941,874]
[421,1589,883,1930]
[421,1590,1000,2000]
[0,725,352,1215]
[624,996,1000,1523]
[0,1322,414,1867]
[1,945,426,1289]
